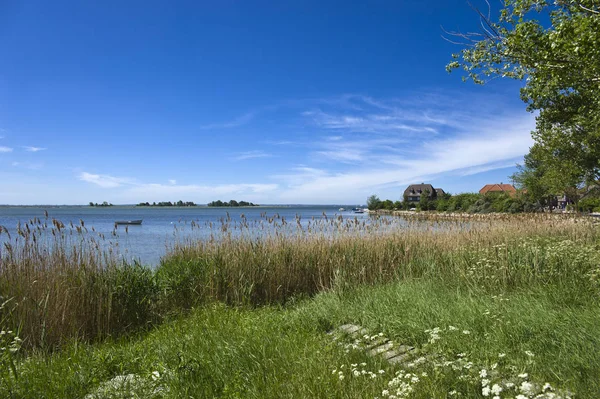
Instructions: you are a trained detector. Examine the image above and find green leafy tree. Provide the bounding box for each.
[447,0,600,188]
[366,195,381,211]
[419,190,431,211]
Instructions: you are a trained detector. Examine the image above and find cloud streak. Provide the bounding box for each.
[232,150,274,161]
[78,171,278,202]
[79,172,136,188]
[199,112,256,130]
[23,146,47,152]
[0,146,13,153]
[270,109,535,203]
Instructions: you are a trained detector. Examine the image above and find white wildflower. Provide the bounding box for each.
[518,373,528,379]
[482,386,491,396]
[462,330,471,335]
[491,384,502,395]
[480,369,488,378]
[543,382,552,391]
[520,381,534,395]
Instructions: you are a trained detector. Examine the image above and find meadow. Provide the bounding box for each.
[1,212,599,398]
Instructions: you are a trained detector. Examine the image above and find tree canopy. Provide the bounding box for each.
[447,0,600,190]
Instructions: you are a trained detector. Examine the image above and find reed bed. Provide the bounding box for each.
[0,215,158,349]
[162,213,600,308]
[1,212,598,350]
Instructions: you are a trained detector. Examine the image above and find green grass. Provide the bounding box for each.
[2,214,600,397]
[3,279,599,398]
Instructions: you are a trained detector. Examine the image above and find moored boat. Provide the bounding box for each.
[114,220,143,225]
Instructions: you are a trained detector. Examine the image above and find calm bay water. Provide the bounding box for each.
[0,205,374,266]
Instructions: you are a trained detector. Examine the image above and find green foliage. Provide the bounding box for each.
[578,197,600,213]
[89,201,113,207]
[366,195,381,210]
[445,193,480,212]
[448,0,600,190]
[137,201,197,207]
[419,190,432,211]
[155,256,210,311]
[207,200,257,207]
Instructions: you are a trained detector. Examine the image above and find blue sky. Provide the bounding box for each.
[0,0,535,205]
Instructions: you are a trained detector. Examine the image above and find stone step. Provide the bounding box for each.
[381,345,414,360]
[368,342,394,356]
[365,337,389,349]
[335,324,419,367]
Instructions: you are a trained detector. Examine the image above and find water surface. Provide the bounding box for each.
[0,205,377,266]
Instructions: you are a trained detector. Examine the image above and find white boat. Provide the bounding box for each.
[339,207,346,211]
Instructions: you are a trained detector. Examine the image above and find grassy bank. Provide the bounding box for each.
[3,280,599,398]
[1,213,600,397]
[1,214,599,348]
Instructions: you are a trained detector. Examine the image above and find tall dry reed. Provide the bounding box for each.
[160,213,600,307]
[0,216,158,349]
[1,211,598,349]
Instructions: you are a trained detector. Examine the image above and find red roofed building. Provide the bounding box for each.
[479,183,517,197]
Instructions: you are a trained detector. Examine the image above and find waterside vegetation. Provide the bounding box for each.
[207,200,258,207]
[136,201,197,207]
[367,191,600,214]
[1,212,600,397]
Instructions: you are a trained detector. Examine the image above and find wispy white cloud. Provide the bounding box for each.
[0,146,13,153]
[232,150,274,161]
[314,149,365,163]
[270,111,535,203]
[78,171,278,202]
[12,161,44,170]
[265,140,296,146]
[23,146,46,152]
[199,112,256,130]
[78,172,136,188]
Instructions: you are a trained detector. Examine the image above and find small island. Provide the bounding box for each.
[136,201,197,207]
[207,200,258,207]
[89,201,113,207]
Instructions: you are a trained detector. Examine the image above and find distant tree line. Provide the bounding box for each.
[366,191,566,214]
[207,200,258,207]
[89,201,113,207]
[136,201,197,207]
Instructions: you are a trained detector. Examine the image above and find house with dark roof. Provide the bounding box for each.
[403,183,444,203]
[479,183,517,197]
